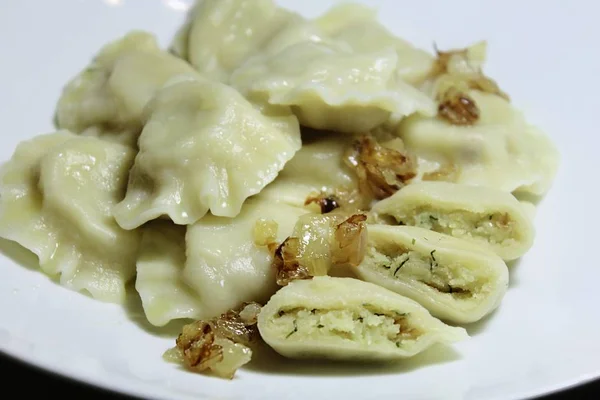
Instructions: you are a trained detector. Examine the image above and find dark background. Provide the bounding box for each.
[1,352,596,399]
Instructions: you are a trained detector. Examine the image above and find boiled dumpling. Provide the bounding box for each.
[372,182,534,260]
[56,31,197,142]
[257,276,468,360]
[184,198,309,321]
[0,132,140,303]
[231,41,436,133]
[399,90,559,195]
[259,131,358,209]
[113,77,301,229]
[135,221,200,326]
[170,0,327,83]
[315,3,435,85]
[355,225,508,324]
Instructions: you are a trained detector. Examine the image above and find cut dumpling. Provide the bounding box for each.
[231,41,436,133]
[260,131,358,209]
[372,182,534,260]
[258,276,467,360]
[56,31,197,141]
[113,78,301,229]
[398,91,560,195]
[355,225,508,324]
[184,198,309,321]
[135,221,201,326]
[170,0,327,83]
[315,3,434,85]
[0,132,140,303]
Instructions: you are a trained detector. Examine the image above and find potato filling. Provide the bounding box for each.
[270,306,421,348]
[365,245,491,299]
[396,208,517,248]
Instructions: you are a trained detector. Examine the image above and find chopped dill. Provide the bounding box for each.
[395,342,402,348]
[429,250,438,271]
[393,258,409,276]
[317,324,324,328]
[411,238,416,245]
[286,320,298,338]
[374,312,385,317]
[429,215,439,222]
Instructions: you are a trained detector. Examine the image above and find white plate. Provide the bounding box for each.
[0,1,598,399]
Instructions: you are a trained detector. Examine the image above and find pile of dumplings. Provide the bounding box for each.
[0,1,559,379]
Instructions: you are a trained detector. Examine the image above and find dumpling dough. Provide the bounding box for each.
[56,31,197,142]
[0,132,140,303]
[171,0,327,83]
[355,225,509,324]
[258,276,468,360]
[372,181,534,260]
[260,131,358,208]
[398,90,560,195]
[113,77,301,229]
[184,198,309,321]
[315,3,435,85]
[231,41,436,133]
[135,221,198,326]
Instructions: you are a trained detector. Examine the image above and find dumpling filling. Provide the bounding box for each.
[364,244,491,300]
[270,305,421,349]
[396,208,517,249]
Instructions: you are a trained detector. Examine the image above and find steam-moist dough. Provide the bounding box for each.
[258,276,468,360]
[55,31,197,143]
[113,77,301,229]
[231,41,436,133]
[372,181,535,260]
[355,225,509,324]
[398,91,560,195]
[0,132,140,303]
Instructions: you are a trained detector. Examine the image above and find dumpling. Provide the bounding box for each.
[315,3,435,85]
[56,31,197,141]
[113,77,301,229]
[231,41,436,133]
[372,182,534,260]
[184,198,309,321]
[399,90,560,196]
[170,0,327,83]
[257,276,468,360]
[135,221,199,326]
[355,225,509,324]
[0,132,140,303]
[259,131,358,209]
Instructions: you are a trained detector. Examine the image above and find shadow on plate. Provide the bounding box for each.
[122,284,189,338]
[507,258,522,289]
[0,238,43,273]
[244,341,462,377]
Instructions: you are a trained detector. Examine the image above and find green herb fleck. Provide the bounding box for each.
[393,258,409,276]
[286,320,298,338]
[429,250,438,272]
[362,303,372,308]
[411,238,416,245]
[374,313,385,317]
[317,324,324,328]
[381,262,391,270]
[489,215,493,220]
[358,317,363,323]
[429,215,439,222]
[395,342,402,348]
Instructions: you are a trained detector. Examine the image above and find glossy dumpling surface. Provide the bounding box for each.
[56,31,197,141]
[399,91,560,195]
[258,276,467,360]
[355,225,508,323]
[315,3,435,85]
[231,41,436,133]
[184,198,309,320]
[0,132,140,303]
[372,181,534,260]
[113,78,301,229]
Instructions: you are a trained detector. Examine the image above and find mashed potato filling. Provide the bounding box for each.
[364,245,491,299]
[397,207,516,248]
[269,306,421,348]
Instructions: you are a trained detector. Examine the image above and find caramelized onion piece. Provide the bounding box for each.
[273,237,311,286]
[332,214,368,266]
[438,87,480,125]
[167,302,261,379]
[345,135,416,200]
[431,44,509,125]
[305,194,340,214]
